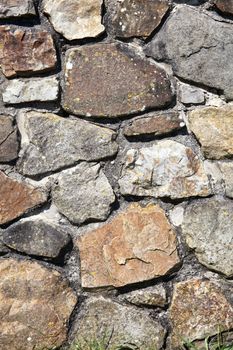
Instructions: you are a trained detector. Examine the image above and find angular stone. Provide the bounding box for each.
[119,140,211,199]
[77,203,180,289]
[71,297,165,350]
[219,162,233,198]
[0,116,18,162]
[0,258,77,350]
[0,0,35,18]
[182,197,233,277]
[3,77,59,104]
[0,171,47,225]
[120,285,167,307]
[52,163,115,224]
[2,219,71,259]
[146,6,233,100]
[170,279,233,349]
[18,111,118,176]
[123,111,183,137]
[105,0,169,38]
[178,83,205,105]
[214,0,233,15]
[0,26,57,78]
[43,0,104,40]
[63,43,172,118]
[188,105,233,159]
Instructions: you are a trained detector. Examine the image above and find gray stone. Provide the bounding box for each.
[0,0,35,18]
[178,83,205,105]
[52,163,115,224]
[146,6,233,100]
[0,116,18,162]
[17,111,118,176]
[120,285,167,307]
[182,197,233,277]
[219,162,233,198]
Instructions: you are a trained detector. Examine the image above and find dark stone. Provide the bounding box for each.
[0,116,18,162]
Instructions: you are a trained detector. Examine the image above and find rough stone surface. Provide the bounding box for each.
[179,83,205,105]
[182,197,233,277]
[105,0,169,38]
[18,111,118,176]
[2,219,71,259]
[219,162,233,198]
[169,279,233,349]
[146,6,233,100]
[0,171,47,225]
[119,140,211,199]
[123,111,183,137]
[120,285,167,307]
[43,0,104,40]
[3,76,59,104]
[214,0,233,15]
[63,43,173,118]
[71,297,165,350]
[52,163,115,224]
[0,26,57,78]
[0,116,18,162]
[0,258,77,350]
[188,105,233,159]
[77,203,180,289]
[0,0,35,18]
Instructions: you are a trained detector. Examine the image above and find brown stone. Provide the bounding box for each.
[0,116,18,162]
[214,0,233,15]
[63,43,172,118]
[0,171,47,225]
[0,258,77,350]
[77,203,180,289]
[0,26,57,78]
[0,0,35,18]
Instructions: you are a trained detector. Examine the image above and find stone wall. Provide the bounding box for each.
[0,0,232,349]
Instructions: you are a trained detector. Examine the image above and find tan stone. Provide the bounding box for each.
[0,171,47,225]
[77,203,180,289]
[0,258,77,350]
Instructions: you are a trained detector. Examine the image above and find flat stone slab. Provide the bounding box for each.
[0,115,18,162]
[0,0,35,18]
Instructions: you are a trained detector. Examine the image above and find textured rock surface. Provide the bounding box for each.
[105,0,169,38]
[182,197,233,277]
[52,163,115,224]
[3,77,59,104]
[169,279,233,349]
[71,297,165,350]
[0,26,56,78]
[0,171,47,225]
[2,219,71,259]
[0,258,77,350]
[0,0,35,18]
[120,285,167,307]
[188,105,233,159]
[119,140,211,199]
[63,43,172,117]
[146,6,233,100]
[0,116,18,162]
[18,111,118,176]
[219,162,233,198]
[214,0,233,15]
[43,0,104,40]
[179,83,205,105]
[77,203,180,289]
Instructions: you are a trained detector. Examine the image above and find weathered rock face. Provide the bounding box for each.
[52,163,115,224]
[178,83,205,105]
[188,105,233,159]
[146,6,233,100]
[214,0,233,15]
[18,111,118,176]
[0,258,77,350]
[0,0,35,18]
[0,171,47,225]
[62,43,173,118]
[43,0,104,40]
[0,26,56,78]
[77,203,180,289]
[182,197,233,277]
[169,279,233,349]
[219,162,233,198]
[119,140,211,199]
[71,297,165,350]
[105,0,169,38]
[0,116,18,162]
[2,219,71,259]
[120,284,167,307]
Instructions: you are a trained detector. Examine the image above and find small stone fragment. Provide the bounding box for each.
[63,43,172,117]
[52,163,115,224]
[3,76,59,104]
[119,140,211,199]
[188,105,233,159]
[219,162,233,198]
[214,0,233,15]
[0,258,77,350]
[178,83,205,105]
[0,0,35,18]
[18,111,118,176]
[120,285,167,307]
[0,171,47,225]
[77,203,180,289]
[105,0,169,38]
[0,116,18,162]
[182,197,233,277]
[43,0,104,40]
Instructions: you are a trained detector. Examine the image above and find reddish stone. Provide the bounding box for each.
[214,0,233,15]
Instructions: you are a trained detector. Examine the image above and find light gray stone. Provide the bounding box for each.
[178,83,205,105]
[0,0,35,18]
[219,162,233,198]
[120,285,167,307]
